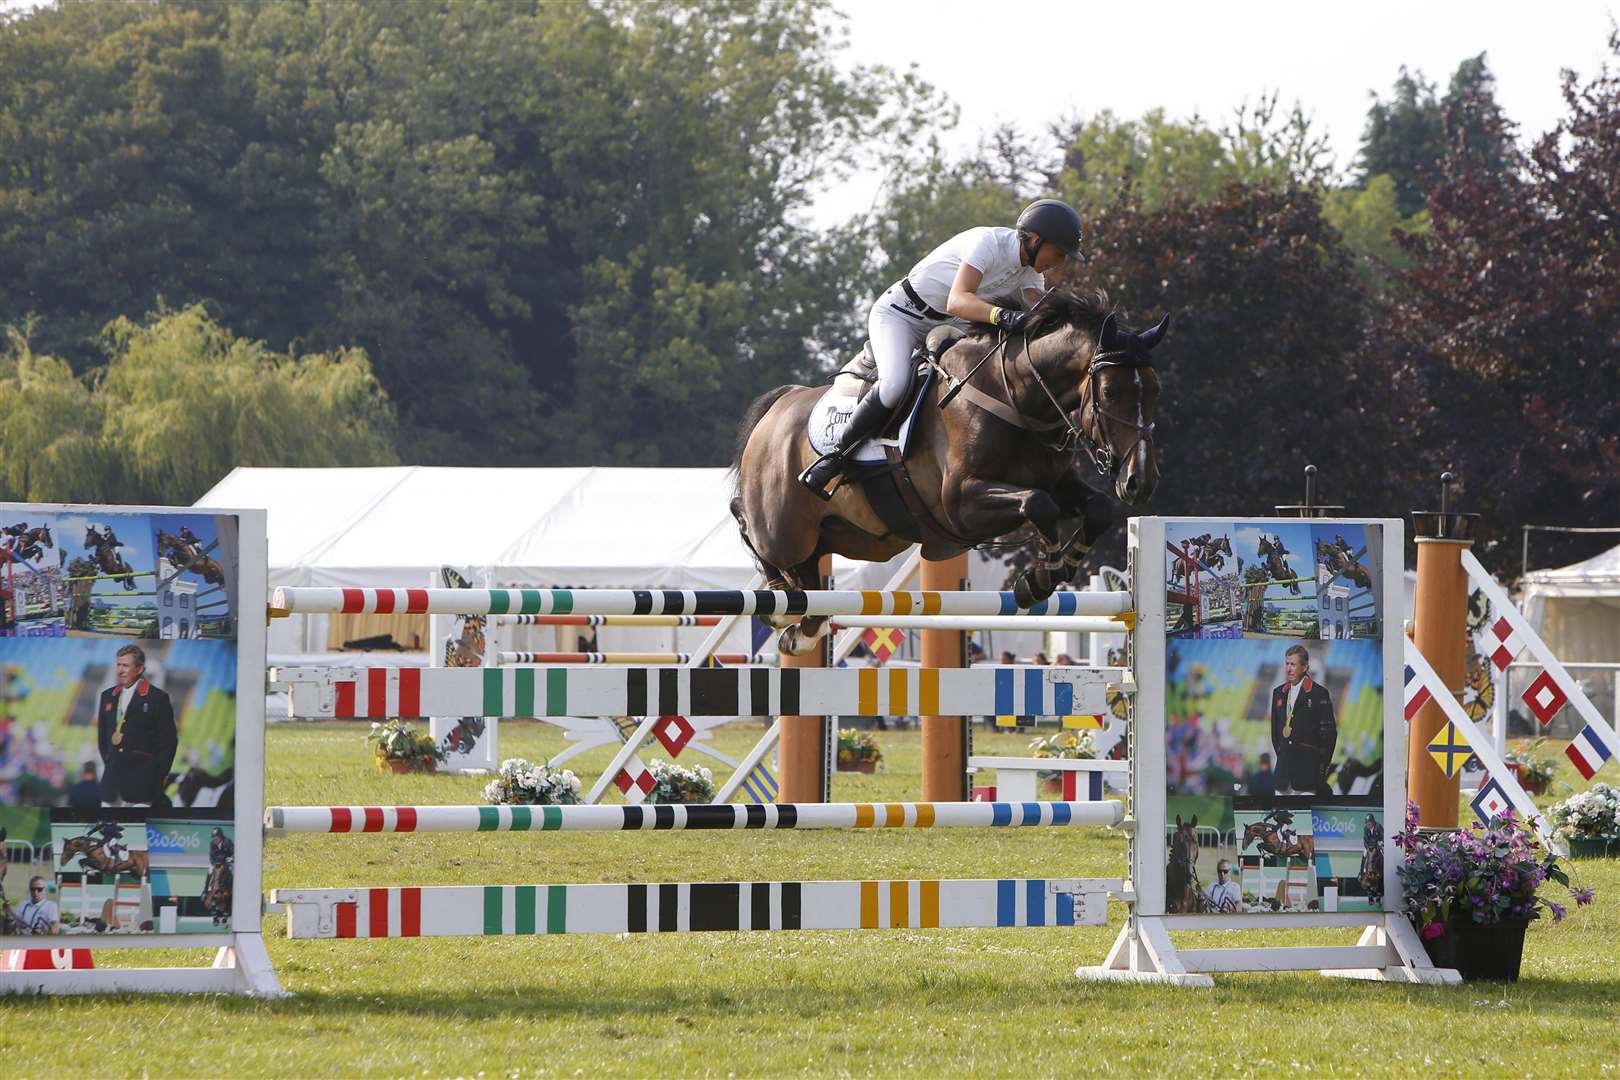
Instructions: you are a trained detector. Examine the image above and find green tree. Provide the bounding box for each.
[1321,174,1429,290]
[0,306,396,505]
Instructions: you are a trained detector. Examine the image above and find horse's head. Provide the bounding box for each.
[84,526,99,548]
[1024,293,1168,507]
[1172,814,1200,864]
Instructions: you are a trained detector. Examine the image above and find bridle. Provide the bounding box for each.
[1015,328,1157,476]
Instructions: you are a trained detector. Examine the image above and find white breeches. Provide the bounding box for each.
[867,283,941,407]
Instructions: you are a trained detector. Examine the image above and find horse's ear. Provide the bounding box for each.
[1099,311,1120,350]
[1190,814,1197,828]
[1137,313,1170,350]
[1175,814,1183,827]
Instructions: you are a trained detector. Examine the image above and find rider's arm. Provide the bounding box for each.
[945,262,999,324]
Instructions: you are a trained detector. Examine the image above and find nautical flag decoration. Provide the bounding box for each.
[1061,715,1105,729]
[1471,777,1514,825]
[1483,616,1523,672]
[1565,723,1616,780]
[1402,664,1433,721]
[651,715,696,756]
[738,759,779,805]
[1061,770,1106,801]
[860,627,903,664]
[1521,670,1568,727]
[613,753,655,804]
[1427,721,1472,779]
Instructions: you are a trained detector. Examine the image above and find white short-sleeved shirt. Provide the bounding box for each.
[905,226,1045,314]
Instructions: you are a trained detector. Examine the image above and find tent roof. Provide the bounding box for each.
[195,466,908,590]
[1522,541,1620,592]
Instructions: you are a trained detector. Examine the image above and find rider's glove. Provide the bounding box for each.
[991,306,1031,333]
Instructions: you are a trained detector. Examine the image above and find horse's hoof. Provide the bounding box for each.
[777,626,817,657]
[1012,572,1054,610]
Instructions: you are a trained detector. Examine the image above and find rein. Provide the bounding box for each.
[937,321,1156,475]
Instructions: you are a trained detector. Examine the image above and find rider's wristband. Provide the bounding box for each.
[989,306,1004,326]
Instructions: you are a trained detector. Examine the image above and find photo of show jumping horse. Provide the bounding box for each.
[732,290,1167,653]
[83,525,138,590]
[1241,819,1316,861]
[156,529,226,585]
[1315,537,1373,590]
[1256,534,1301,594]
[1,522,53,562]
[59,834,150,877]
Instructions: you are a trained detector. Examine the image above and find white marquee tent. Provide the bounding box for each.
[1520,541,1620,663]
[196,466,921,655]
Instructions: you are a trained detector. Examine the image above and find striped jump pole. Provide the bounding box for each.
[495,652,777,666]
[494,614,727,627]
[272,876,1121,939]
[269,586,1133,620]
[267,799,1123,834]
[831,614,1137,633]
[269,664,1125,720]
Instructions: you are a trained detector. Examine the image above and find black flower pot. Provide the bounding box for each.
[1418,920,1456,970]
[1453,919,1530,982]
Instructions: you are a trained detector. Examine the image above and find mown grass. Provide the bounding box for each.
[4,720,1619,1078]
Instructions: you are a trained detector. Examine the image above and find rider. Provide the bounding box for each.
[85,821,129,866]
[1263,808,1298,851]
[177,525,203,560]
[209,827,234,867]
[797,199,1085,499]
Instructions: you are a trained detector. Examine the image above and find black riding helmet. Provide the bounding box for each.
[1015,199,1085,262]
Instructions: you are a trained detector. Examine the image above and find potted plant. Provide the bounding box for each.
[1028,729,1096,791]
[646,758,715,803]
[1550,783,1620,858]
[483,758,583,805]
[835,729,883,773]
[1503,738,1556,796]
[1395,804,1593,981]
[365,718,446,773]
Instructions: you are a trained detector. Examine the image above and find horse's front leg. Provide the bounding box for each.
[1050,470,1119,578]
[951,478,1066,607]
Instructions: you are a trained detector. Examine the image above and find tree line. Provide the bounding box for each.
[2,1,1616,573]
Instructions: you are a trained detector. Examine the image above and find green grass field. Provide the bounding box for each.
[6,720,1620,1077]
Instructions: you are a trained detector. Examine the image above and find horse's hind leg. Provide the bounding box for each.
[776,555,832,657]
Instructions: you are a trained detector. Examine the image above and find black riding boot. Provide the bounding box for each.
[798,389,893,500]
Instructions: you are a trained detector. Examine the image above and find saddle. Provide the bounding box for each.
[807,327,970,546]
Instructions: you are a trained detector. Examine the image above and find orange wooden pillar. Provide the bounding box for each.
[1408,496,1479,827]
[777,556,831,803]
[920,552,970,801]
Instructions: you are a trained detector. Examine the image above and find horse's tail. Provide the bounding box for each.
[729,384,800,485]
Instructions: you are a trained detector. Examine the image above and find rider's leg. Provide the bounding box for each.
[798,300,922,500]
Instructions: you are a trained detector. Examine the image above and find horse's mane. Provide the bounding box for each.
[969,287,1113,343]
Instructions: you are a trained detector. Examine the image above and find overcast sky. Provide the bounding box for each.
[817,0,1618,224]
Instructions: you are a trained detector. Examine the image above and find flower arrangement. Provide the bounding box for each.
[1395,804,1592,932]
[835,729,883,772]
[1028,730,1097,760]
[646,758,715,804]
[1550,783,1620,855]
[365,719,445,772]
[482,758,583,806]
[1503,737,1557,795]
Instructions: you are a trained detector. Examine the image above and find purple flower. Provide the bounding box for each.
[1574,887,1595,906]
[1548,901,1567,923]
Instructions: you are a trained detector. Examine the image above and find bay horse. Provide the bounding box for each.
[1166,815,1207,914]
[1256,535,1300,595]
[59,834,149,877]
[732,290,1166,653]
[1240,820,1315,860]
[155,530,226,585]
[84,526,137,590]
[2,522,53,562]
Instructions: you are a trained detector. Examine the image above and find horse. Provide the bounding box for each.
[1256,535,1300,595]
[84,526,137,590]
[1240,821,1315,860]
[155,530,226,585]
[203,861,233,925]
[1,522,52,562]
[732,290,1167,653]
[59,835,149,877]
[1314,539,1372,590]
[1199,535,1232,570]
[1357,815,1384,904]
[1165,815,1207,914]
